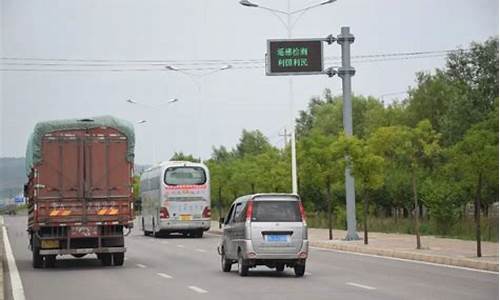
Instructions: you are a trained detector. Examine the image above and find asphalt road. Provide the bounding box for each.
[3,215,498,300]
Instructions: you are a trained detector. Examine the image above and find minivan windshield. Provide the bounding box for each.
[164,166,206,185]
[252,200,301,222]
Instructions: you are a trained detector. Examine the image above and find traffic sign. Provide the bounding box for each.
[266,39,324,76]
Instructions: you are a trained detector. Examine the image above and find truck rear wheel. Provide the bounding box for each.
[101,253,112,266]
[32,247,43,268]
[44,255,56,268]
[113,253,124,266]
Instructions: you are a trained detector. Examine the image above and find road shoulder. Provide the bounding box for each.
[209,221,499,272]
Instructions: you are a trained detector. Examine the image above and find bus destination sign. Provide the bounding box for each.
[266,39,324,76]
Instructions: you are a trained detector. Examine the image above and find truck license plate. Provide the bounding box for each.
[41,240,59,249]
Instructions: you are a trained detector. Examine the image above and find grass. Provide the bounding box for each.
[305,212,498,242]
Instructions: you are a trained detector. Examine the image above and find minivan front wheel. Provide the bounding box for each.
[221,252,232,272]
[237,255,249,277]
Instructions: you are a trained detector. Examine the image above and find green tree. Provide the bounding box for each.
[449,116,498,256]
[369,120,441,249]
[333,134,385,244]
[300,129,344,239]
[170,152,200,162]
[236,130,272,157]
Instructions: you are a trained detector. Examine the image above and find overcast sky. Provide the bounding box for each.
[1,0,498,164]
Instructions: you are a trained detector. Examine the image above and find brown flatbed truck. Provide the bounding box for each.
[24,116,135,268]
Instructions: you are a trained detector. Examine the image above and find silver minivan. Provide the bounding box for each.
[217,193,308,277]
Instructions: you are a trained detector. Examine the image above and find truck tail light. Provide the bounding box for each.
[298,201,306,223]
[159,207,169,219]
[246,201,254,222]
[202,207,211,218]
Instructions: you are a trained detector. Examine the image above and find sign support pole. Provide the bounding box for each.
[337,26,360,240]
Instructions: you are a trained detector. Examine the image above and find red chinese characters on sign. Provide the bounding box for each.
[165,184,208,190]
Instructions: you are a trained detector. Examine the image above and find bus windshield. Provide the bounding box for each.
[164,166,206,185]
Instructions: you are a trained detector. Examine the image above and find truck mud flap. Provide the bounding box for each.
[39,247,126,255]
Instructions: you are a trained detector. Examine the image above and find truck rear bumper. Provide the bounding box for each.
[39,247,126,255]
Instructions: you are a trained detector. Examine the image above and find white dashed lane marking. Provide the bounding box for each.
[346,282,376,290]
[157,273,173,279]
[195,249,207,253]
[177,245,185,248]
[136,264,147,268]
[188,286,208,294]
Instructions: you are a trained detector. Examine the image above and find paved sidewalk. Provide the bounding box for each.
[209,221,499,272]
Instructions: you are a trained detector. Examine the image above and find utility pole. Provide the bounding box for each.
[279,128,291,148]
[337,26,359,240]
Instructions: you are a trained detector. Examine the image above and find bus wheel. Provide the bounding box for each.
[195,230,204,238]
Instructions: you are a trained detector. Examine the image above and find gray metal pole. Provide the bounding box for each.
[337,26,359,240]
[286,0,298,194]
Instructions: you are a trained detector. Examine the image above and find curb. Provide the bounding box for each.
[310,241,499,272]
[209,229,498,272]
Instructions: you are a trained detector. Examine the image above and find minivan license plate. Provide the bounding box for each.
[266,235,288,242]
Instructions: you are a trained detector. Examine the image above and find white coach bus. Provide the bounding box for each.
[140,161,211,238]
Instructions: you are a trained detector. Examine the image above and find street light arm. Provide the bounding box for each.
[257,5,289,15]
[290,0,337,14]
[288,0,337,33]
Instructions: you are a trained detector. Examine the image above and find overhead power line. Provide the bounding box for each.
[0,48,469,72]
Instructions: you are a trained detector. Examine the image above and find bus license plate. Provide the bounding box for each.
[266,235,288,242]
[180,215,192,221]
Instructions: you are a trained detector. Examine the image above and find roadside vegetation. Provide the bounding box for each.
[203,38,499,244]
[132,38,498,244]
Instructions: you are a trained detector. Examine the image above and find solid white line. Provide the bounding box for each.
[310,246,499,275]
[195,248,207,253]
[346,282,376,290]
[2,219,26,300]
[188,286,208,294]
[157,272,173,279]
[136,263,147,268]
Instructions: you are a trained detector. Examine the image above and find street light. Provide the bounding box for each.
[126,98,180,163]
[165,64,232,76]
[239,0,258,8]
[165,64,232,158]
[239,0,337,195]
[125,98,180,108]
